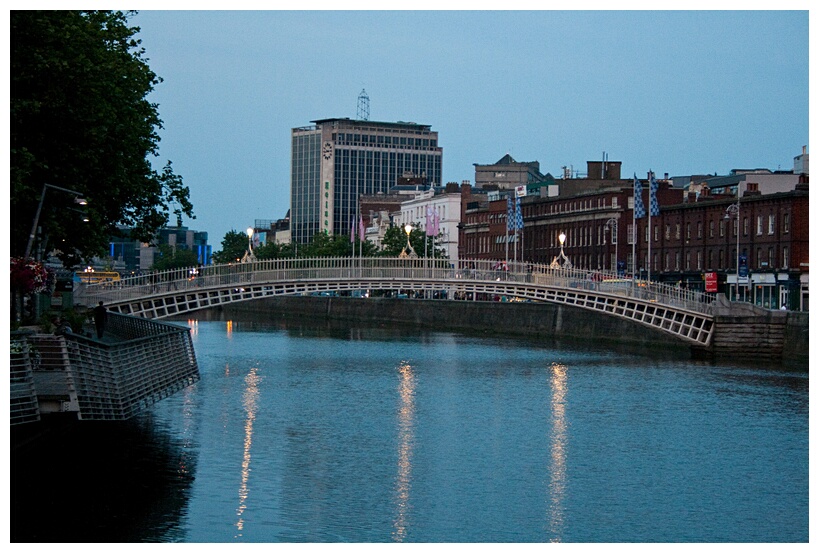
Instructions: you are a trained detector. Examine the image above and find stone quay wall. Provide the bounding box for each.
[212,296,808,367]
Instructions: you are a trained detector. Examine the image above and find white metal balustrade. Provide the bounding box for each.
[75,257,716,346]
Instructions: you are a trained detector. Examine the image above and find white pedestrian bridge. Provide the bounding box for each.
[75,257,717,347]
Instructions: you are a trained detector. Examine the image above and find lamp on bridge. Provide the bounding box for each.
[399,223,418,259]
[724,200,741,300]
[604,218,618,273]
[549,231,572,269]
[242,226,257,263]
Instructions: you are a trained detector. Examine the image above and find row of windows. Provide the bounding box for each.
[333,133,438,149]
[649,246,790,272]
[658,213,790,241]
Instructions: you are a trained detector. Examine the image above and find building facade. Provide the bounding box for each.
[290,118,443,244]
[459,174,809,310]
[473,154,546,189]
[106,226,211,272]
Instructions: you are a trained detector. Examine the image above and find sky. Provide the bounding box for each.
[124,6,809,246]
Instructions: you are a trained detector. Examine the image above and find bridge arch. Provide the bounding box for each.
[75,258,716,347]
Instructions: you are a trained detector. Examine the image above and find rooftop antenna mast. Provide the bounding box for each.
[357,89,370,121]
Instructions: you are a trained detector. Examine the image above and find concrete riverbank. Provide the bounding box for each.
[203,296,808,367]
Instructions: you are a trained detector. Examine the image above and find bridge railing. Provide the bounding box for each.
[75,257,715,315]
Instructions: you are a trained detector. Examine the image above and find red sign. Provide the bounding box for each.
[705,272,718,292]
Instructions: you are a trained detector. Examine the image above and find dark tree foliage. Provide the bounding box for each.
[253,241,281,260]
[150,243,199,271]
[212,230,250,264]
[11,10,194,266]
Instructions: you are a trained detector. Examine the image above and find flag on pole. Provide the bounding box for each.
[515,197,524,229]
[633,174,646,219]
[425,206,432,232]
[433,208,440,236]
[649,173,660,217]
[350,219,355,243]
[507,197,514,231]
[358,215,366,241]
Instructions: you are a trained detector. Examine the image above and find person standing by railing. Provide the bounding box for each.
[93,301,108,339]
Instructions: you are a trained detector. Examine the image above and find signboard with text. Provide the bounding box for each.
[705,272,718,292]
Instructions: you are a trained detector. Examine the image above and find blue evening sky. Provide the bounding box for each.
[127,7,808,245]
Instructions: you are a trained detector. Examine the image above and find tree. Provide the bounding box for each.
[11,11,193,267]
[212,230,250,264]
[150,244,199,271]
[300,232,353,258]
[254,241,281,260]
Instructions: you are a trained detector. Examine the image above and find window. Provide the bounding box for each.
[675,223,681,240]
[783,246,789,269]
[665,224,671,240]
[783,213,790,234]
[709,220,715,238]
[743,217,749,236]
[756,215,763,236]
[719,220,725,237]
[697,221,703,239]
[686,223,691,240]
[768,214,775,235]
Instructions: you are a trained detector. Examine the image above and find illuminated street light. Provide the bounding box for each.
[549,230,572,269]
[242,226,257,262]
[399,223,417,258]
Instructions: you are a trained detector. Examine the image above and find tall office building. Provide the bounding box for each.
[291,118,443,243]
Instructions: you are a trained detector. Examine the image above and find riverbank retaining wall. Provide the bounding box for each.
[215,297,808,366]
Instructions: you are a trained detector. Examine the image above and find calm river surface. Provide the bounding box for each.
[12,314,809,543]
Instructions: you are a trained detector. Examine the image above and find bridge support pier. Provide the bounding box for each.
[697,297,791,362]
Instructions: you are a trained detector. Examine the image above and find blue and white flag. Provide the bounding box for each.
[649,173,660,217]
[515,197,524,230]
[507,197,515,231]
[633,174,646,219]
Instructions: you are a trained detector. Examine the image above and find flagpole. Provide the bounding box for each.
[505,197,510,269]
[632,175,637,284]
[647,171,652,284]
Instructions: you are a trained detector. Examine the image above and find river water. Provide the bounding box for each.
[11,314,809,543]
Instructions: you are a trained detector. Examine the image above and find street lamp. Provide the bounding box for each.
[399,223,417,258]
[549,230,572,269]
[604,218,618,274]
[242,226,256,262]
[724,201,741,300]
[25,183,88,259]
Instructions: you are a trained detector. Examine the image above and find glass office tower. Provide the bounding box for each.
[291,118,443,244]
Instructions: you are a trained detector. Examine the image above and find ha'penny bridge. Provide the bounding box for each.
[76,257,719,347]
[13,257,789,426]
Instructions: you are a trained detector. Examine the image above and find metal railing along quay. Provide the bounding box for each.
[10,313,199,424]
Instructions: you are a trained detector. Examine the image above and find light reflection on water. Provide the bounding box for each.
[547,362,567,542]
[393,361,415,542]
[11,316,808,543]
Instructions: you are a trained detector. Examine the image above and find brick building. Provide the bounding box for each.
[459,174,809,310]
